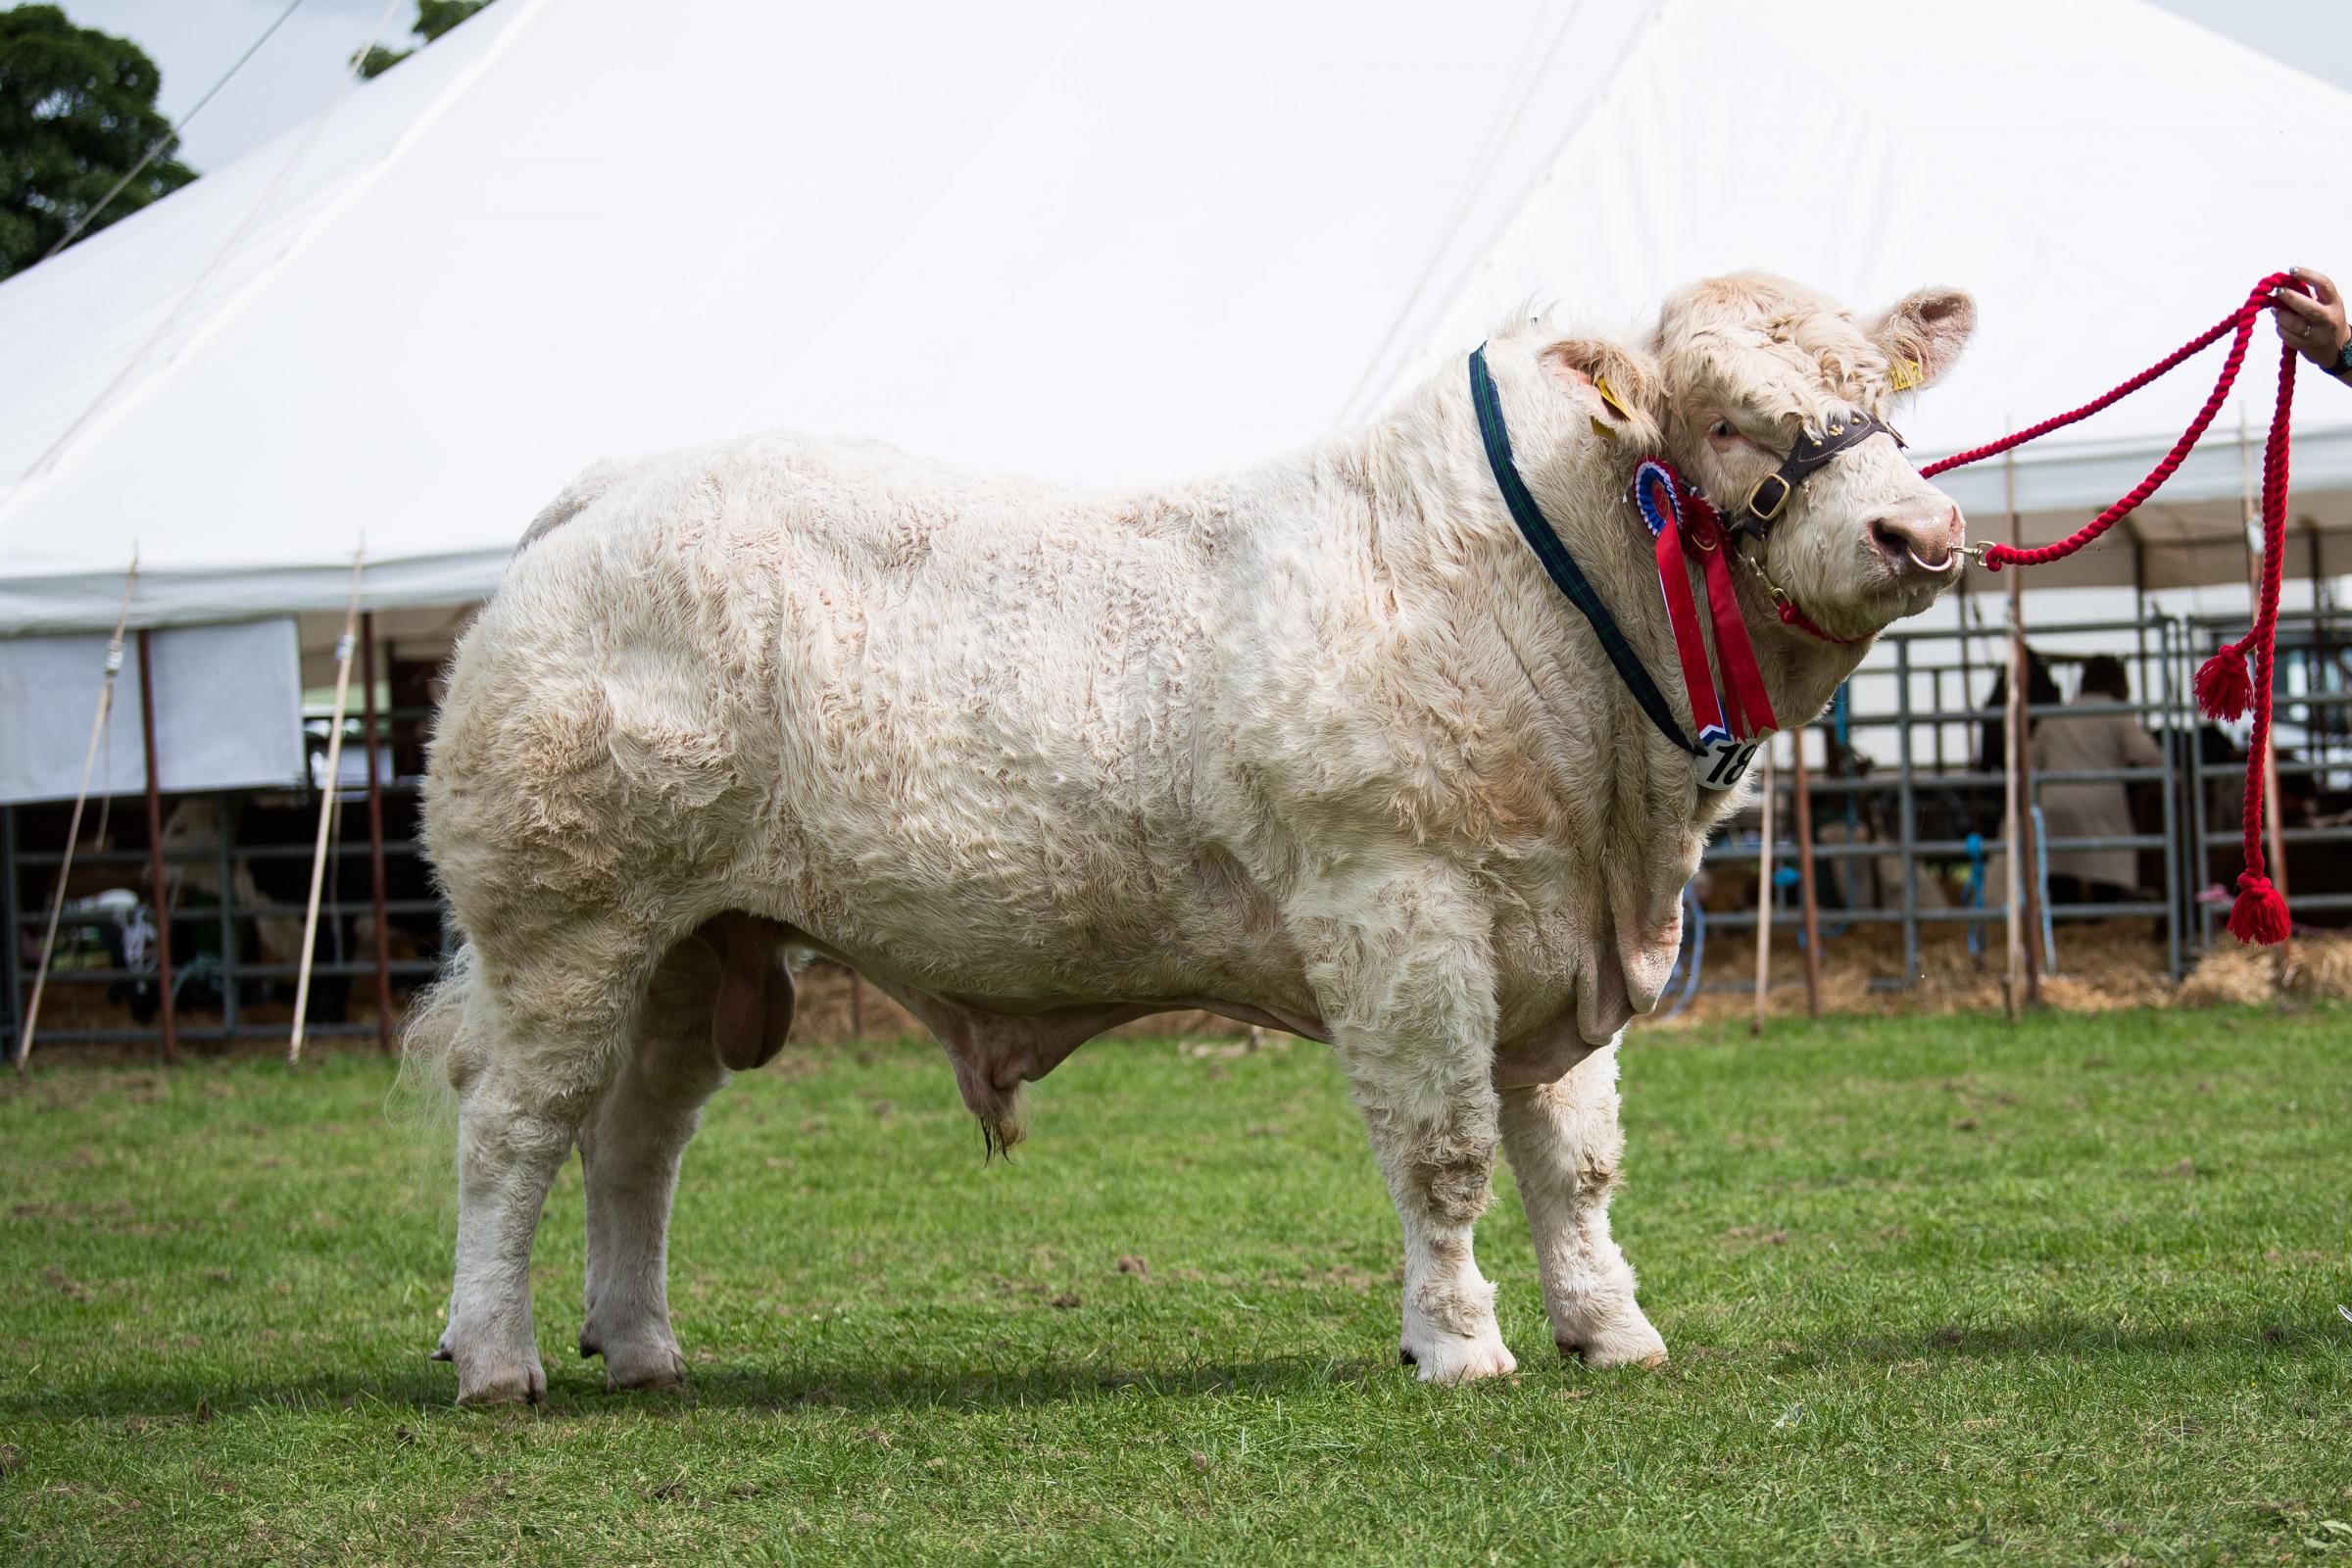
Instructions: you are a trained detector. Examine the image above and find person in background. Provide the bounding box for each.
[2032,655,2165,906]
[2272,266,2352,381]
[1976,648,2061,778]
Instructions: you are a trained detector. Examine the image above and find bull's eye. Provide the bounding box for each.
[1705,417,1740,449]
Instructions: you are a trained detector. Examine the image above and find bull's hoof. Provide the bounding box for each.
[1400,1327,1516,1384]
[579,1320,687,1392]
[453,1355,547,1407]
[601,1339,687,1393]
[1557,1313,1669,1370]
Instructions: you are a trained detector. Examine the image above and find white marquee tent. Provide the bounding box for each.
[4,0,2351,649]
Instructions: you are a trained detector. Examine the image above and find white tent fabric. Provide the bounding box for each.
[3,0,2350,638]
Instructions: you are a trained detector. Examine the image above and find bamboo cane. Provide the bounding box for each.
[290,553,366,1062]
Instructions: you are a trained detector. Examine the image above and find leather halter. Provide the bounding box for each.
[1470,345,1770,790]
[1468,346,1702,759]
[1733,411,1905,534]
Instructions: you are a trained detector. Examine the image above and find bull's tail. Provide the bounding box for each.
[512,458,642,557]
[393,942,479,1142]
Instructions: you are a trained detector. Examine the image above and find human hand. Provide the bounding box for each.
[2273,267,2349,370]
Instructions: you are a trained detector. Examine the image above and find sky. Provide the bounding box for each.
[58,0,413,172]
[47,0,2352,177]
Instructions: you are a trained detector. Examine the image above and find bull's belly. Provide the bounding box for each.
[772,881,1323,1037]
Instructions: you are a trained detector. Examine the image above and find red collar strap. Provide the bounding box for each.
[1750,559,1866,646]
[1631,461,1780,748]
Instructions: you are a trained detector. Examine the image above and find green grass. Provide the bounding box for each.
[3,1007,2349,1565]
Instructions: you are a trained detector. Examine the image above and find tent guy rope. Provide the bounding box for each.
[1924,271,2309,946]
[37,0,311,265]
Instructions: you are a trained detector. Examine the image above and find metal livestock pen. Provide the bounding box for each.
[4,611,2345,1060]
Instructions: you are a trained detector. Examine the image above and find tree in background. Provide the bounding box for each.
[0,5,195,279]
[356,0,500,80]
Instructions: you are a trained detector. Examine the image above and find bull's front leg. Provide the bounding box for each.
[1303,869,1515,1384]
[1497,1042,1668,1369]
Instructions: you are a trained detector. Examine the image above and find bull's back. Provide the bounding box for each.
[429,433,1243,981]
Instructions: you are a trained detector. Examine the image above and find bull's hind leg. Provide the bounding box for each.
[578,920,788,1391]
[1497,1043,1667,1369]
[437,929,660,1405]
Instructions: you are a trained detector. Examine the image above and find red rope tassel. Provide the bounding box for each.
[1925,273,2306,945]
[2229,873,2290,945]
[2193,642,2252,721]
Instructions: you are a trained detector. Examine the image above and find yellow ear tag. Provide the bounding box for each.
[1888,358,1924,392]
[1593,373,1634,421]
[1590,416,1619,441]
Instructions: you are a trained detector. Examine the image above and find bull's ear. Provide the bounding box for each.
[1538,336,1662,440]
[1869,287,1976,391]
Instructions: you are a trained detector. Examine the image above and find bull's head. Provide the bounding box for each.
[1646,271,1977,641]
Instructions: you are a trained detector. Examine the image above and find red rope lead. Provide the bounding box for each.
[1924,272,2308,945]
[2227,337,2296,944]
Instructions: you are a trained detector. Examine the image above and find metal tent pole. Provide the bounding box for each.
[2158,618,2183,981]
[2312,521,2334,779]
[2311,521,2334,777]
[215,791,237,1037]
[2002,448,2028,1019]
[2186,628,2214,951]
[1,807,20,1060]
[2262,699,2290,971]
[2130,523,2150,686]
[135,630,179,1065]
[361,613,395,1054]
[1895,637,1919,987]
[1954,568,1977,770]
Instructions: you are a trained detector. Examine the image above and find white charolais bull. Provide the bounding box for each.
[411,271,1974,1402]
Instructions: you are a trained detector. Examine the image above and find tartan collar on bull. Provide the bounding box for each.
[1467,345,1767,792]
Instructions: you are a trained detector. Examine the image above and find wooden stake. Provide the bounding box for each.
[18,559,137,1069]
[290,553,366,1062]
[135,629,178,1065]
[2002,447,2029,1020]
[1750,739,1777,1038]
[1789,725,1823,1020]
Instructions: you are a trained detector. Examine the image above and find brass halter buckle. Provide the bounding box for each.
[1737,538,1792,609]
[1743,470,1793,523]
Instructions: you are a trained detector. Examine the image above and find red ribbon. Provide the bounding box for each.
[1690,516,1779,737]
[1651,512,1729,741]
[1635,463,1780,745]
